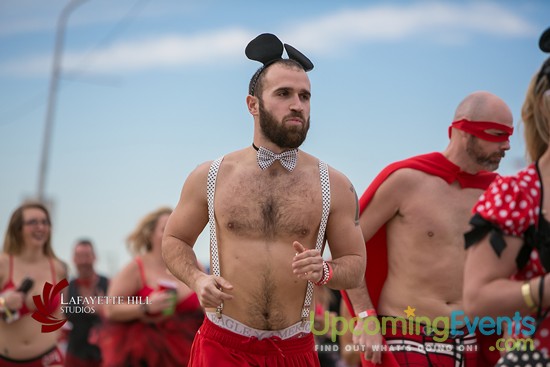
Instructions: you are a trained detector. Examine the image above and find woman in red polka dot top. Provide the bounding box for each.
[463,28,550,358]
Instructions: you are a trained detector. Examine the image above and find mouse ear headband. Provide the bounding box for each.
[245,33,314,96]
[536,27,550,89]
[540,27,550,53]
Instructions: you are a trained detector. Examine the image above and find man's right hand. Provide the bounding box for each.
[195,274,234,308]
[353,318,383,365]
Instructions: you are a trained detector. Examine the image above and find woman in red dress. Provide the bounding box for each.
[98,207,203,367]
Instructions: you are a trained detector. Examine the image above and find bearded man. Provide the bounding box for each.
[162,33,366,367]
[343,91,514,367]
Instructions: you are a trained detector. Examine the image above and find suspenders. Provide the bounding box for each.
[206,157,331,323]
[206,157,224,317]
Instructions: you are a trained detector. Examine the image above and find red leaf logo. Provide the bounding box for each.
[31,279,68,333]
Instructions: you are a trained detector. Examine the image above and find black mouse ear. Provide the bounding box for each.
[284,43,314,71]
[246,33,315,96]
[245,33,284,65]
[540,27,550,53]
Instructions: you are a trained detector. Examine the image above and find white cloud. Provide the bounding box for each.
[0,0,172,37]
[285,2,537,53]
[0,28,254,76]
[0,2,538,77]
[65,29,253,73]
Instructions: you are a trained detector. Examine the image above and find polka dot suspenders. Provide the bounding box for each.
[206,156,331,323]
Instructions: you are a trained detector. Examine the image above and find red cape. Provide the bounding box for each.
[341,152,499,367]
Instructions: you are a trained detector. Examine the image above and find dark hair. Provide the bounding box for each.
[75,238,94,250]
[248,59,304,97]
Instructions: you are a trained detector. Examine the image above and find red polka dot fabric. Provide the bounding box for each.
[472,164,550,354]
[474,165,541,237]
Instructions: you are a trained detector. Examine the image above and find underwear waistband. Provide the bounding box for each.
[201,315,315,354]
[206,311,310,340]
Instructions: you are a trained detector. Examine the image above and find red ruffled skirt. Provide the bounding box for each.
[96,310,203,367]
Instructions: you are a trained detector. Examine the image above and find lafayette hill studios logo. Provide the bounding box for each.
[32,279,68,333]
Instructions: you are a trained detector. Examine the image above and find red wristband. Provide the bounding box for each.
[314,261,333,286]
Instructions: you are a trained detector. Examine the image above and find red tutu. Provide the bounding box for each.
[96,310,203,367]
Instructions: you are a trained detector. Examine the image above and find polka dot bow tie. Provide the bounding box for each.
[253,144,298,171]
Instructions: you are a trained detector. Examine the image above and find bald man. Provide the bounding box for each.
[343,91,514,367]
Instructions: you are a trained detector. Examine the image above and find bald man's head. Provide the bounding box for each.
[453,91,513,128]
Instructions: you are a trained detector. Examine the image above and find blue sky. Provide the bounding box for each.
[1,0,548,277]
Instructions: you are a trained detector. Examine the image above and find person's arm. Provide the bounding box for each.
[322,169,367,290]
[464,173,550,318]
[346,169,410,315]
[162,162,233,309]
[54,259,70,321]
[291,168,366,289]
[0,255,25,317]
[463,233,539,318]
[346,169,414,364]
[103,261,174,322]
[56,259,69,282]
[339,300,361,367]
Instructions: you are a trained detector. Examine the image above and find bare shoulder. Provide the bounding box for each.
[176,160,217,203]
[183,150,247,189]
[297,153,355,192]
[320,164,358,210]
[109,259,141,294]
[376,167,429,194]
[0,253,8,268]
[53,258,69,280]
[118,258,140,279]
[186,160,216,183]
[0,253,8,285]
[326,165,353,189]
[216,148,253,173]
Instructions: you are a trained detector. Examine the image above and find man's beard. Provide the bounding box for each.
[258,99,310,149]
[466,136,505,172]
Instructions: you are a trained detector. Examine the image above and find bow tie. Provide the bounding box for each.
[253,144,298,171]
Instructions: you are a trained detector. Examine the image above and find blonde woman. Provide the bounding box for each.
[464,29,550,359]
[0,202,67,366]
[98,207,203,367]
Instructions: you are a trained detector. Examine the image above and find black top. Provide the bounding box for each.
[65,275,109,360]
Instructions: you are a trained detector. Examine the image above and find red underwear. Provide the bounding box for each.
[188,316,320,367]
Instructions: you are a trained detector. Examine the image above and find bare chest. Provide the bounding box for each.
[214,171,323,240]
[11,261,57,288]
[395,179,484,243]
